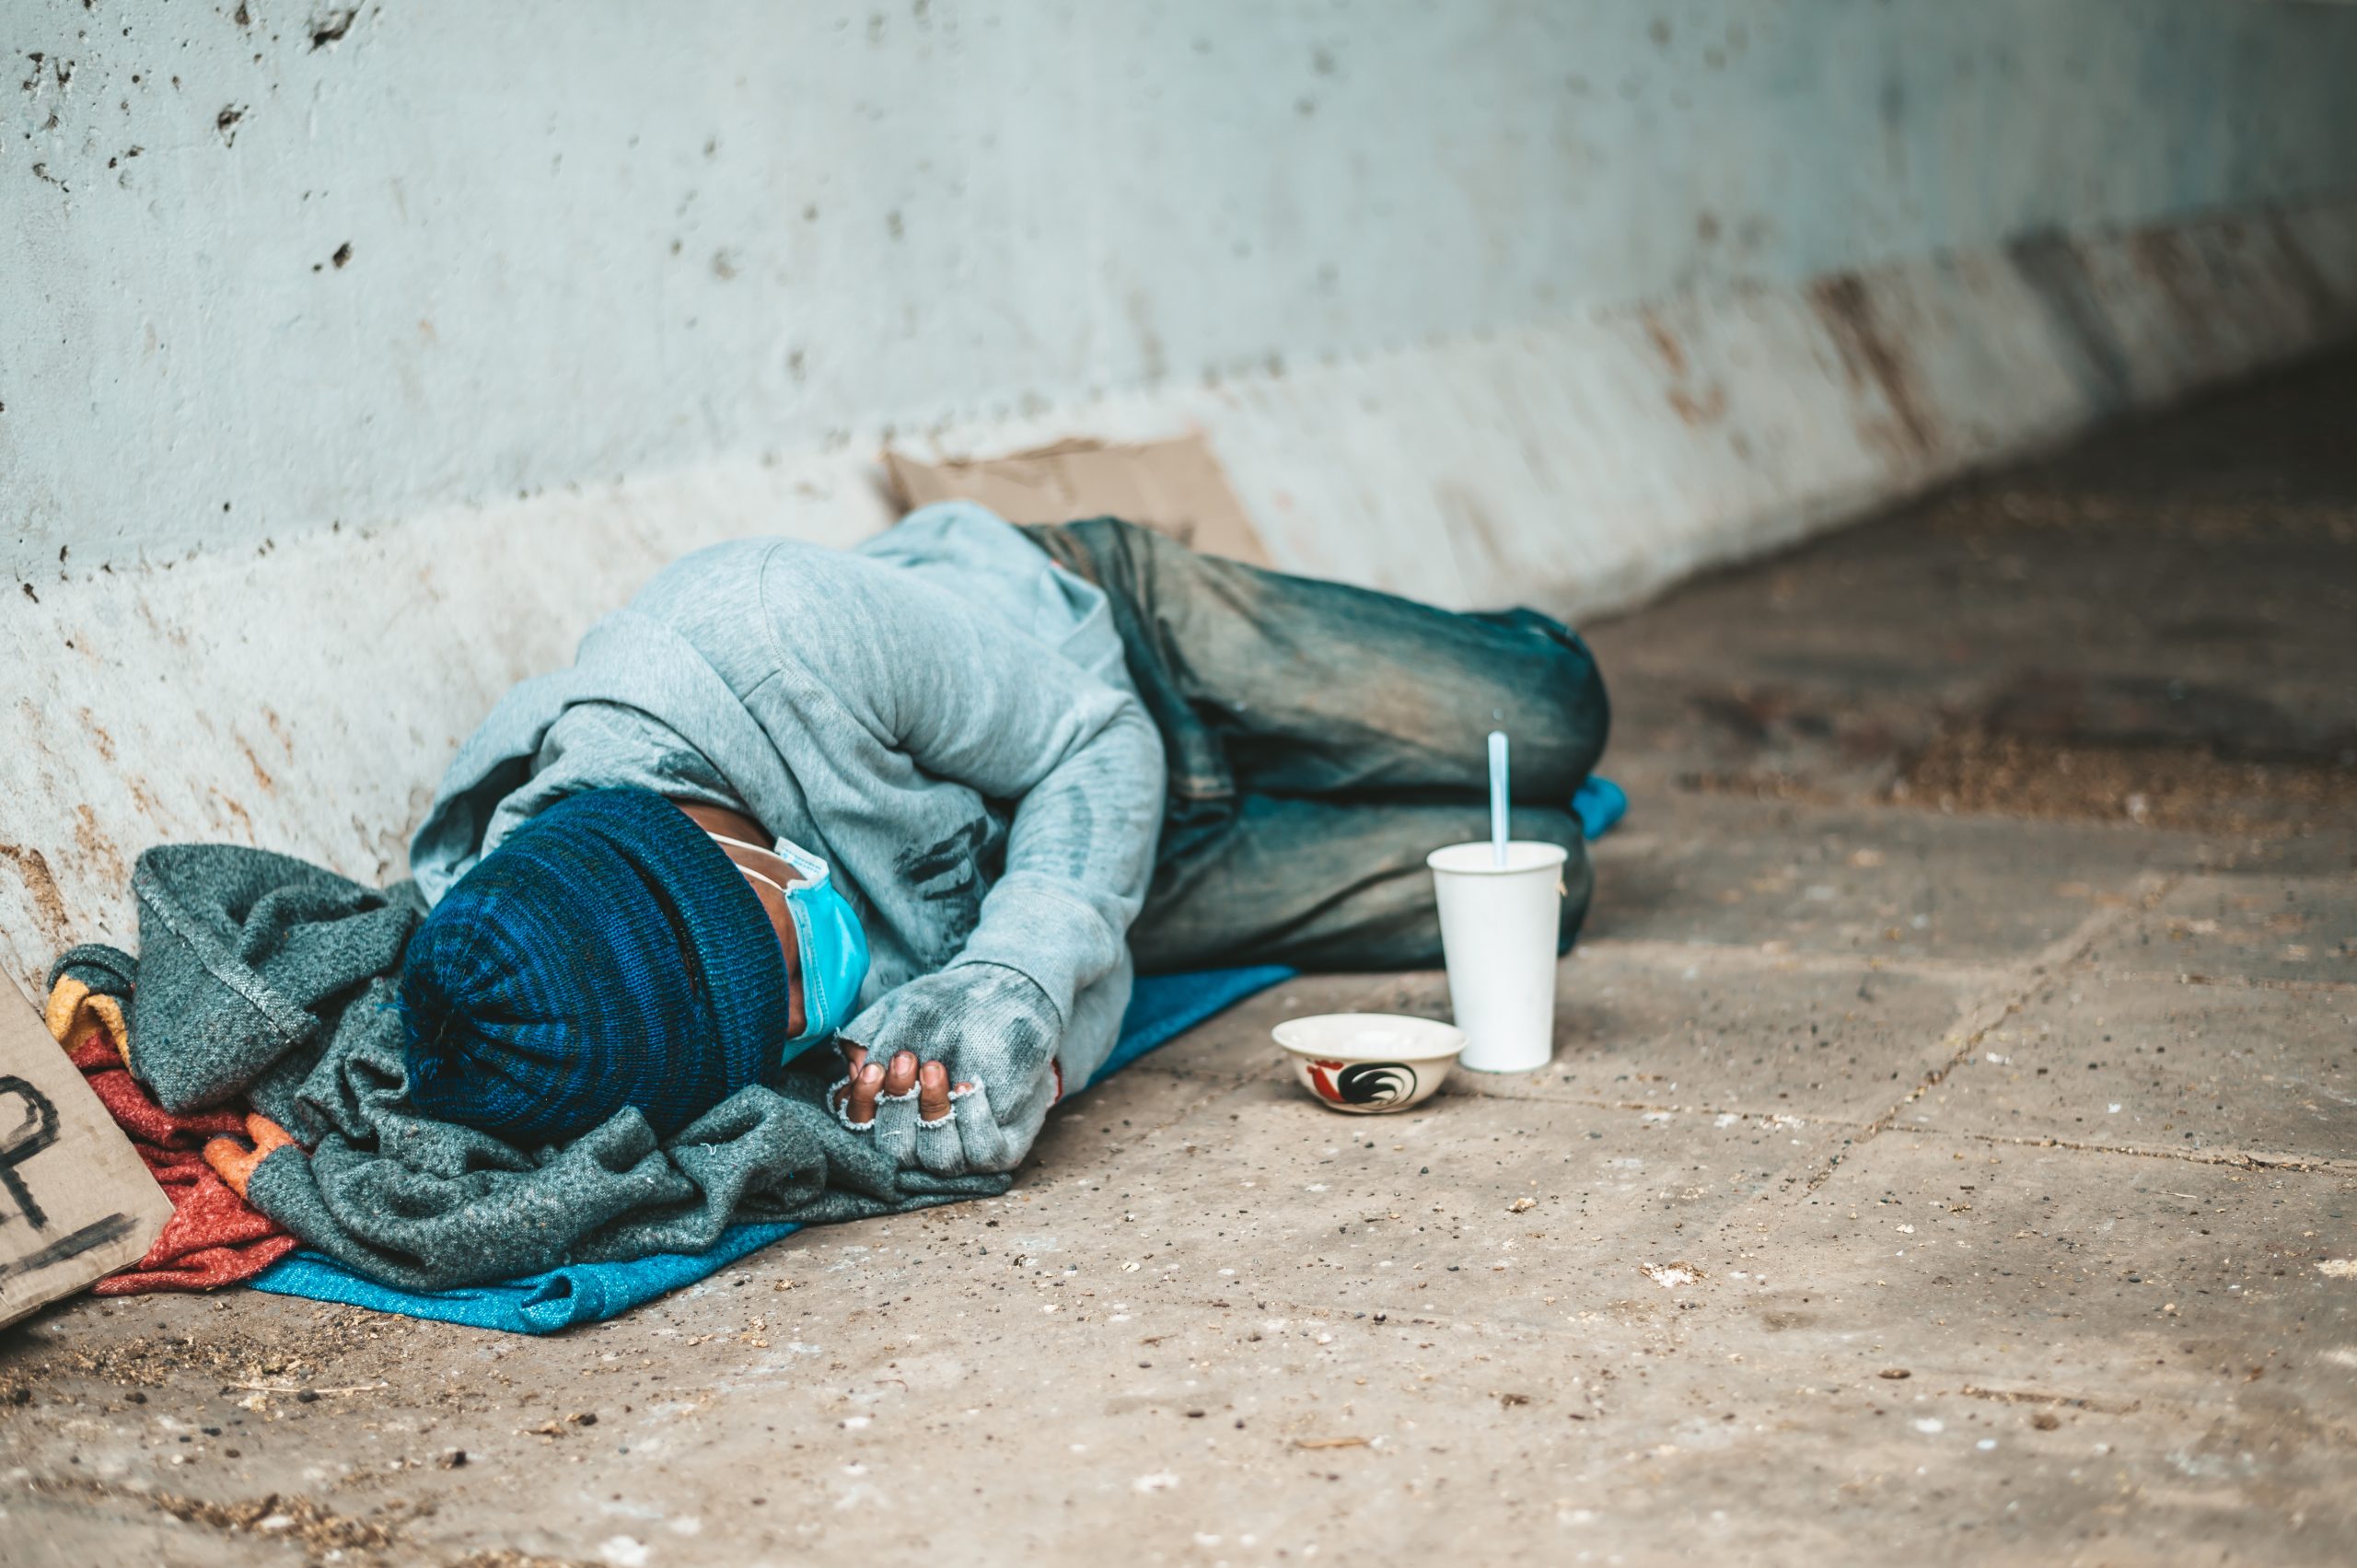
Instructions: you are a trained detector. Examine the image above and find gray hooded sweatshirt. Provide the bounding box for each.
[410,503,1165,1179]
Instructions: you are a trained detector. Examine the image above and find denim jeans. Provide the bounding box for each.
[1026,519,1610,973]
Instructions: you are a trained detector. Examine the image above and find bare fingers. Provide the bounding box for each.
[844,1061,884,1124]
[842,1050,972,1127]
[835,1043,869,1119]
[834,1042,868,1112]
[918,1061,951,1121]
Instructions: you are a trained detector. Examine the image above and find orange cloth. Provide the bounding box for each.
[203,1113,296,1201]
[44,977,300,1294]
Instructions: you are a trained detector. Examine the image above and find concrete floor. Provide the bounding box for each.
[5,358,2354,1567]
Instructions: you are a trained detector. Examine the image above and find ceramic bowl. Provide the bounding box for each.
[1271,1013,1467,1114]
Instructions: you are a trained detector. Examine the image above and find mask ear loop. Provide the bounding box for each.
[703,830,800,1018]
[704,826,831,883]
[702,830,807,893]
[730,861,793,899]
[701,830,772,856]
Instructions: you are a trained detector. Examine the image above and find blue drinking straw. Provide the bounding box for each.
[1488,730,1510,867]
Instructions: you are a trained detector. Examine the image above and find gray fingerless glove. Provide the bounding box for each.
[835,964,1063,1178]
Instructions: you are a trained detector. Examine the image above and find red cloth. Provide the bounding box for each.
[52,999,298,1295]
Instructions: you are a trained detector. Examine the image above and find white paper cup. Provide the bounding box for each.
[1425,840,1568,1073]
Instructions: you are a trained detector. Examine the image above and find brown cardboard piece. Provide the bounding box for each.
[883,433,1271,567]
[0,994,170,1329]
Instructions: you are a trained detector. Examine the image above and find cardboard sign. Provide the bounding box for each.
[0,995,169,1328]
[884,433,1272,567]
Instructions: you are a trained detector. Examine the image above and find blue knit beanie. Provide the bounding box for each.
[399,787,794,1147]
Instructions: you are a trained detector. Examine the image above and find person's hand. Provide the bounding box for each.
[827,966,1058,1177]
[833,1042,971,1126]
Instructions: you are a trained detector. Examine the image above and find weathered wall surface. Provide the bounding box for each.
[7,0,2357,581]
[4,0,2356,990]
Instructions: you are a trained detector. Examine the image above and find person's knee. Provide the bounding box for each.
[1547,631,1610,781]
[1492,610,1610,784]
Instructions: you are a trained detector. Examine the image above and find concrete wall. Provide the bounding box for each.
[5,0,2357,992]
[8,0,2357,584]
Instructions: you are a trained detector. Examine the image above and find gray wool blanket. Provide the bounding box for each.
[50,843,1007,1292]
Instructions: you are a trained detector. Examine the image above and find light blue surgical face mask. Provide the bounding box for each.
[705,830,871,1051]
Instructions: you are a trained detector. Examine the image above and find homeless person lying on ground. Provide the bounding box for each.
[60,503,1608,1289]
[399,503,1611,1175]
